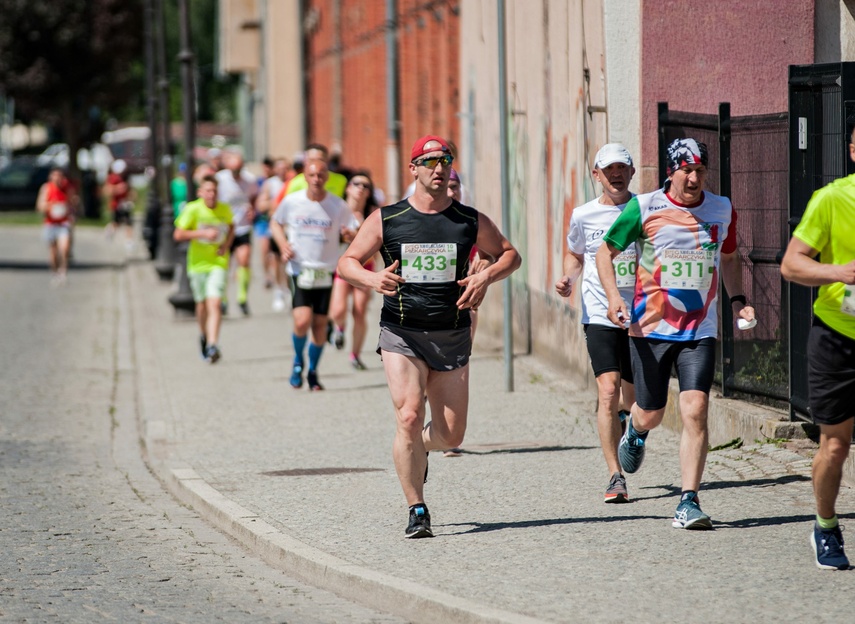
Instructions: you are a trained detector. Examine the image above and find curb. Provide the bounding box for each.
[158,465,546,624]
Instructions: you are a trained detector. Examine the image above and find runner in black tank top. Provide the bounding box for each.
[379,198,478,331]
[336,135,521,539]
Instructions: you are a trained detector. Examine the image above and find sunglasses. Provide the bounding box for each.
[414,154,453,168]
[350,181,371,189]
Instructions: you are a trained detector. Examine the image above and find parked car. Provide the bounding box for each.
[0,156,52,211]
[36,142,114,183]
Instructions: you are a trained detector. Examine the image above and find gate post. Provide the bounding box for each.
[718,103,734,397]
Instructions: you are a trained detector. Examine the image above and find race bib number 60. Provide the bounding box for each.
[660,249,715,289]
[613,248,637,289]
[401,243,457,283]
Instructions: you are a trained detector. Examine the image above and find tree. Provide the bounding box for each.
[0,0,143,174]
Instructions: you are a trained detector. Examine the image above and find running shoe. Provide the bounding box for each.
[672,492,713,530]
[332,326,345,350]
[199,335,208,360]
[350,354,367,370]
[205,345,221,364]
[405,504,433,538]
[290,365,304,389]
[307,370,324,391]
[272,290,287,312]
[239,301,250,316]
[618,416,647,474]
[604,472,629,503]
[443,448,463,457]
[811,523,849,570]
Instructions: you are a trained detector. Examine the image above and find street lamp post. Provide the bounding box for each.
[154,0,177,280]
[142,0,162,261]
[168,0,198,313]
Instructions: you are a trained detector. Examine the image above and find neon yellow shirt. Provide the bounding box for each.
[286,171,348,198]
[174,198,233,273]
[794,174,855,340]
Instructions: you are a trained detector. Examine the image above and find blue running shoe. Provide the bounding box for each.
[290,364,303,389]
[618,416,647,474]
[672,492,713,530]
[812,523,849,570]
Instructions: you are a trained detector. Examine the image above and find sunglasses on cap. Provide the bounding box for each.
[413,154,453,168]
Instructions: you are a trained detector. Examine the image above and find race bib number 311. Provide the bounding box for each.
[401,243,457,283]
[660,249,715,289]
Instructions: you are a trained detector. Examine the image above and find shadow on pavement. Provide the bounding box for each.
[443,514,667,535]
[459,445,597,455]
[0,260,124,271]
[634,474,812,502]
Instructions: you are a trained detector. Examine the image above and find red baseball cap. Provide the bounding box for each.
[410,135,451,161]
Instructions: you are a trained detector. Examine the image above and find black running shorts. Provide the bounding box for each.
[584,323,633,383]
[377,323,471,371]
[629,336,716,411]
[289,279,333,315]
[808,317,855,426]
[230,231,252,251]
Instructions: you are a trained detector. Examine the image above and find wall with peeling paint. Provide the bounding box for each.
[460,0,609,383]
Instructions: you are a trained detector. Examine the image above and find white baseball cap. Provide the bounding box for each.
[594,143,633,169]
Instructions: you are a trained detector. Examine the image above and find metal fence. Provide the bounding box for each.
[657,102,789,407]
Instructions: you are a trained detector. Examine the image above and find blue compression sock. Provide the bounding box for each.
[292,333,307,368]
[308,342,324,372]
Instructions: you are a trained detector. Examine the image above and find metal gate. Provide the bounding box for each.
[788,62,855,420]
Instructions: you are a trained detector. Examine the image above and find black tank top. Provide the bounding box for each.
[379,199,479,330]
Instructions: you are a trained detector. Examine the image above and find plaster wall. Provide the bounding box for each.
[460,0,610,380]
[638,0,814,191]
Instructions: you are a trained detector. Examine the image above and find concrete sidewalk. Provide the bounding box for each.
[6,225,851,623]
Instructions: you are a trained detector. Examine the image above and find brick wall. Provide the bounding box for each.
[303,0,460,199]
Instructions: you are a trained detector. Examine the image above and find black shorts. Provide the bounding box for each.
[269,236,280,255]
[230,231,252,251]
[113,206,132,225]
[584,324,633,383]
[629,336,716,411]
[377,323,471,371]
[808,317,855,426]
[289,278,332,315]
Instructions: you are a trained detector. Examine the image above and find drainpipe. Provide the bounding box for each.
[497,0,514,391]
[385,0,401,201]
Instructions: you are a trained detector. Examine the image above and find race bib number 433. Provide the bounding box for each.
[660,249,715,289]
[401,243,457,282]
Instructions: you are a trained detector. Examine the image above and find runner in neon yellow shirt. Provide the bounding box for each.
[174,175,234,363]
[781,127,855,570]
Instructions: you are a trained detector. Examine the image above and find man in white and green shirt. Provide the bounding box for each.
[174,175,234,363]
[555,143,637,504]
[782,126,855,570]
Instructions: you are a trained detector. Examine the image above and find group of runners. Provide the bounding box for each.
[159,129,855,567]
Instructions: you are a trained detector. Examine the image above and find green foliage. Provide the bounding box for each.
[0,0,144,138]
[709,437,743,452]
[736,336,787,391]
